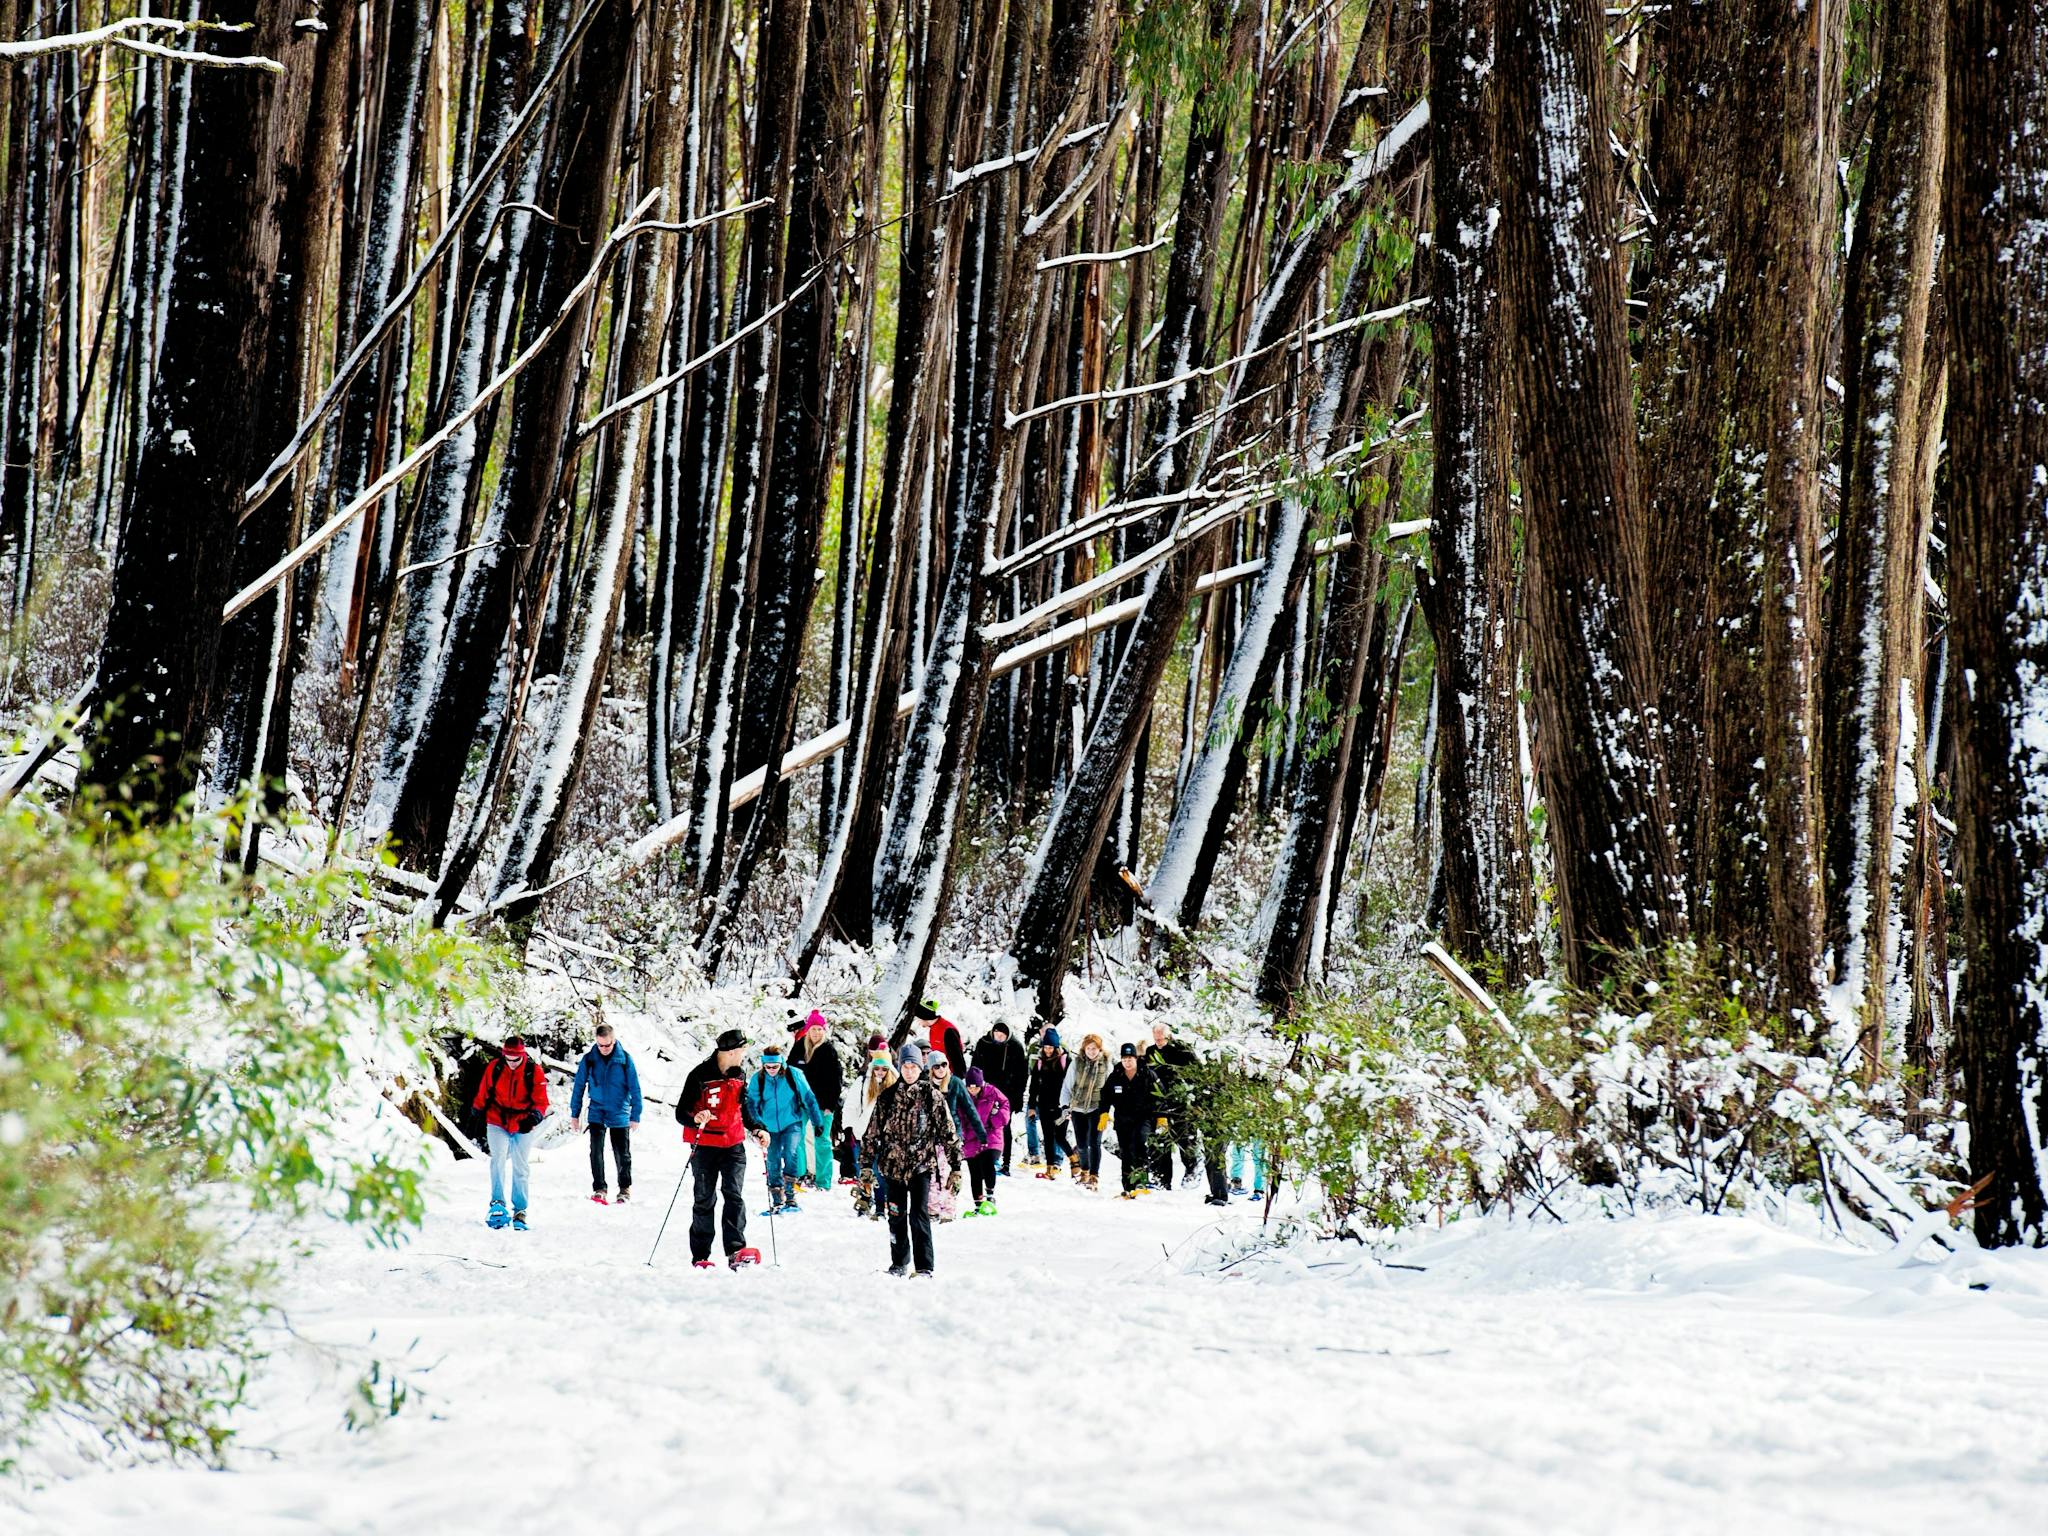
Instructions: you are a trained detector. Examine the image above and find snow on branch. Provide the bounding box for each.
[0,16,280,70]
[1006,294,1427,430]
[1037,235,1170,272]
[944,116,1118,195]
[223,188,670,622]
[236,0,612,519]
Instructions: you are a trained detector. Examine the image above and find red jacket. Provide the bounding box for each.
[928,1017,966,1075]
[474,1049,549,1132]
[681,1065,749,1147]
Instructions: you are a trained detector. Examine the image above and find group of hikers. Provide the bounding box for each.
[469,1002,1270,1277]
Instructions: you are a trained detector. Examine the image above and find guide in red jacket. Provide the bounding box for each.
[672,1029,764,1267]
[472,1036,549,1231]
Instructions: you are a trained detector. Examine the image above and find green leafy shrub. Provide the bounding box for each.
[0,793,501,1469]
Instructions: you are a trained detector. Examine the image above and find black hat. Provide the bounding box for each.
[715,1028,747,1051]
[1120,1041,1137,1058]
[991,1022,1010,1038]
[912,999,939,1020]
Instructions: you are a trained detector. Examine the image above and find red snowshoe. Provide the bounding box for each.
[692,1258,716,1270]
[590,1193,610,1205]
[730,1247,763,1269]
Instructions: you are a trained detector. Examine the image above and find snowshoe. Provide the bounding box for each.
[780,1200,803,1215]
[961,1202,983,1219]
[909,1270,935,1279]
[837,1176,861,1187]
[512,1210,529,1230]
[616,1189,631,1204]
[486,1203,510,1230]
[759,1203,784,1217]
[887,1262,910,1277]
[1036,1166,1061,1181]
[1118,1189,1138,1200]
[731,1247,763,1268]
[977,1199,997,1217]
[1204,1195,1230,1207]
[692,1258,716,1270]
[590,1193,610,1206]
[1229,1178,1244,1193]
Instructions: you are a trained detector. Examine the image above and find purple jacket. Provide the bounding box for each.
[961,1085,1011,1159]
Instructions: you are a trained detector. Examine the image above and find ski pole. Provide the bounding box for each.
[647,1155,688,1267]
[765,1147,781,1267]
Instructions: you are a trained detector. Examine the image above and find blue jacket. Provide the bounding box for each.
[745,1065,824,1135]
[570,1045,644,1127]
[942,1074,987,1144]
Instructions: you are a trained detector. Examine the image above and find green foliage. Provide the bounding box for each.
[0,793,502,1469]
[1122,0,1252,130]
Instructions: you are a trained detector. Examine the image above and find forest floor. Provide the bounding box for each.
[13,1111,2048,1535]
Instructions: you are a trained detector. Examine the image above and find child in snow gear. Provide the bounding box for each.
[863,1043,961,1275]
[474,1035,549,1227]
[970,1022,1028,1174]
[1062,1034,1111,1188]
[569,1023,643,1203]
[789,1010,844,1194]
[961,1067,1011,1215]
[676,1030,762,1266]
[1029,1029,1072,1177]
[841,1050,897,1218]
[1144,1023,1200,1188]
[913,998,968,1075]
[747,1047,825,1213]
[1102,1043,1157,1196]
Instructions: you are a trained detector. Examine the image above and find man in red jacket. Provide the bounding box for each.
[675,1028,763,1267]
[473,1035,549,1230]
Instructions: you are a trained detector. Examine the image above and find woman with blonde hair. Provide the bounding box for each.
[841,1047,896,1219]
[1060,1033,1112,1188]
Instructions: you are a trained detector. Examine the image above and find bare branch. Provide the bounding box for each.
[0,17,280,71]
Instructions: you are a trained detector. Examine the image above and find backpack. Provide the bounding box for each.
[483,1054,541,1111]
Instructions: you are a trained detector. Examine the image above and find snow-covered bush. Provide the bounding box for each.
[0,792,503,1469]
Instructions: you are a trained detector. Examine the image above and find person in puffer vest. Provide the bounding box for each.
[473,1035,549,1230]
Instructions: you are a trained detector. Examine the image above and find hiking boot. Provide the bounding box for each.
[887,1262,910,1277]
[1036,1164,1061,1181]
[616,1188,631,1204]
[486,1203,510,1230]
[512,1210,529,1230]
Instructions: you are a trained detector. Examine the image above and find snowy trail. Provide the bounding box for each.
[17,1126,2048,1535]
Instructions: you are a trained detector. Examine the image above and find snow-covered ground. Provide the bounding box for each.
[15,1120,2048,1535]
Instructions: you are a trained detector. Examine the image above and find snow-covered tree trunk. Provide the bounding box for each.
[1498,0,1683,981]
[1819,0,1946,1060]
[1942,0,2048,1248]
[489,0,691,923]
[379,0,629,874]
[1634,0,1838,1017]
[366,0,550,847]
[85,1,316,806]
[700,0,862,966]
[311,0,437,676]
[1422,0,1537,984]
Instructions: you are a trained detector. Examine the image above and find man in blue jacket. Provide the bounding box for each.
[570,1023,644,1204]
[745,1046,825,1215]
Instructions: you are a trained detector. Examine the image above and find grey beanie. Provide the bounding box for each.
[896,1042,924,1067]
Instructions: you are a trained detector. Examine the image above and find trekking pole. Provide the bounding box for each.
[647,1161,688,1267]
[765,1163,781,1267]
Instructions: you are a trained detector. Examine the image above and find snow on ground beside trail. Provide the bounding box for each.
[14,1125,2048,1536]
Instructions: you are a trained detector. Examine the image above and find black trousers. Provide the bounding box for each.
[1204,1141,1229,1201]
[887,1171,935,1273]
[1000,1116,1013,1173]
[587,1125,632,1192]
[689,1143,747,1261]
[968,1150,998,1203]
[1115,1119,1150,1191]
[1152,1118,1196,1187]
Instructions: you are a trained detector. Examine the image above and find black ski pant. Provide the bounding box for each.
[1204,1139,1229,1201]
[588,1125,632,1193]
[1000,1116,1013,1174]
[689,1143,747,1261]
[968,1150,998,1204]
[887,1170,935,1274]
[1115,1118,1150,1191]
[1152,1117,1197,1187]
